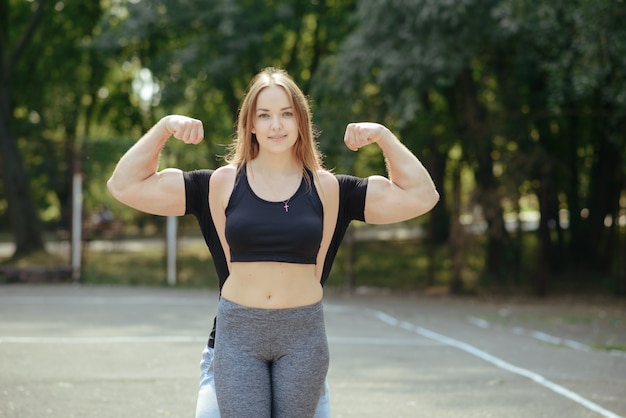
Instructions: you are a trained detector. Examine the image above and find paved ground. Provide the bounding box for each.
[0,285,624,418]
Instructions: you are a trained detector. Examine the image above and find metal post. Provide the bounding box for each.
[166,216,177,285]
[71,172,83,283]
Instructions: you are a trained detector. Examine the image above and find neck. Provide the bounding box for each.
[249,154,302,176]
[246,156,304,204]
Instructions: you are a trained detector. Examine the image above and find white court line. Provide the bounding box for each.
[0,336,441,346]
[0,296,211,306]
[469,316,626,359]
[0,336,208,344]
[468,316,590,351]
[374,310,623,418]
[467,316,490,329]
[329,337,443,346]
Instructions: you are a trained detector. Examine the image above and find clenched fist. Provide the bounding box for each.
[163,115,204,144]
[343,122,391,151]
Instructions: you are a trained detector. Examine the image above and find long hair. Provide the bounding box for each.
[225,67,324,176]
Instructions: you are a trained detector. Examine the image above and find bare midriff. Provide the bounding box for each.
[220,262,323,309]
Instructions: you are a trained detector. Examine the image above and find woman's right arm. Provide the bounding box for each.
[107,115,204,216]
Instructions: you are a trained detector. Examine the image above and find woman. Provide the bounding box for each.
[108,67,439,417]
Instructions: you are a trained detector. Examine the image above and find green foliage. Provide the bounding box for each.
[2,0,625,294]
[323,0,626,293]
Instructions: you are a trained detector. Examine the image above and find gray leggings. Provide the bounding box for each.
[213,298,329,418]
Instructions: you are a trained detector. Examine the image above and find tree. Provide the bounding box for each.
[0,0,45,258]
[326,0,511,287]
[1,1,108,259]
[325,0,626,294]
[93,0,356,159]
[495,0,626,292]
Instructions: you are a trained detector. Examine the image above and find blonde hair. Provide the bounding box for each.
[225,67,323,175]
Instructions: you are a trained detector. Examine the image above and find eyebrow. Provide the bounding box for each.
[256,106,293,112]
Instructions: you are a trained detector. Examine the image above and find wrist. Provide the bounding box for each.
[158,116,174,136]
[376,126,397,148]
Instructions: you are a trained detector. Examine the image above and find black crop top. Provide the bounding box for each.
[225,167,323,264]
[184,169,367,288]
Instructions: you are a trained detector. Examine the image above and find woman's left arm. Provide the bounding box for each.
[343,122,439,224]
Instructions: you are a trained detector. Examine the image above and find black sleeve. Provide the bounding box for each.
[183,170,229,287]
[320,174,368,285]
[184,170,211,217]
[183,170,229,349]
[184,170,229,349]
[336,174,367,222]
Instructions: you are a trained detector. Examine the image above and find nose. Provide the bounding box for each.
[270,114,282,130]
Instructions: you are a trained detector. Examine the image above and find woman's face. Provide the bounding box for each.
[252,85,299,156]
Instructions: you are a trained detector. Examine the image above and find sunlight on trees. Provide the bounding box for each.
[1,0,625,294]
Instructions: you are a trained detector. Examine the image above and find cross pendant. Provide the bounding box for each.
[284,202,289,212]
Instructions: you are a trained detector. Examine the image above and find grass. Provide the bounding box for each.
[327,239,455,290]
[0,249,71,284]
[78,238,450,290]
[0,235,460,290]
[0,249,67,267]
[0,227,622,296]
[82,244,220,288]
[595,344,626,352]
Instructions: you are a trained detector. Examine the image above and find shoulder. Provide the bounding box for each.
[209,164,238,200]
[316,169,339,193]
[212,164,237,178]
[210,164,237,185]
[314,170,339,209]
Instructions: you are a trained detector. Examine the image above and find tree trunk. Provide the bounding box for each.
[0,89,45,258]
[534,159,555,296]
[454,66,510,281]
[622,216,626,296]
[449,162,464,294]
[565,110,587,265]
[425,137,449,287]
[0,0,46,258]
[587,113,622,275]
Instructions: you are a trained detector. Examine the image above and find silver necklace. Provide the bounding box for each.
[250,166,296,212]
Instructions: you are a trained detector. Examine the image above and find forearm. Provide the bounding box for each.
[107,118,171,196]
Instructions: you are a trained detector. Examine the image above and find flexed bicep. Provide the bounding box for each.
[130,168,187,216]
[363,175,422,224]
[108,115,206,216]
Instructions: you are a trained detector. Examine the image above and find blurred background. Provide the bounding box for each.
[1,0,625,296]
